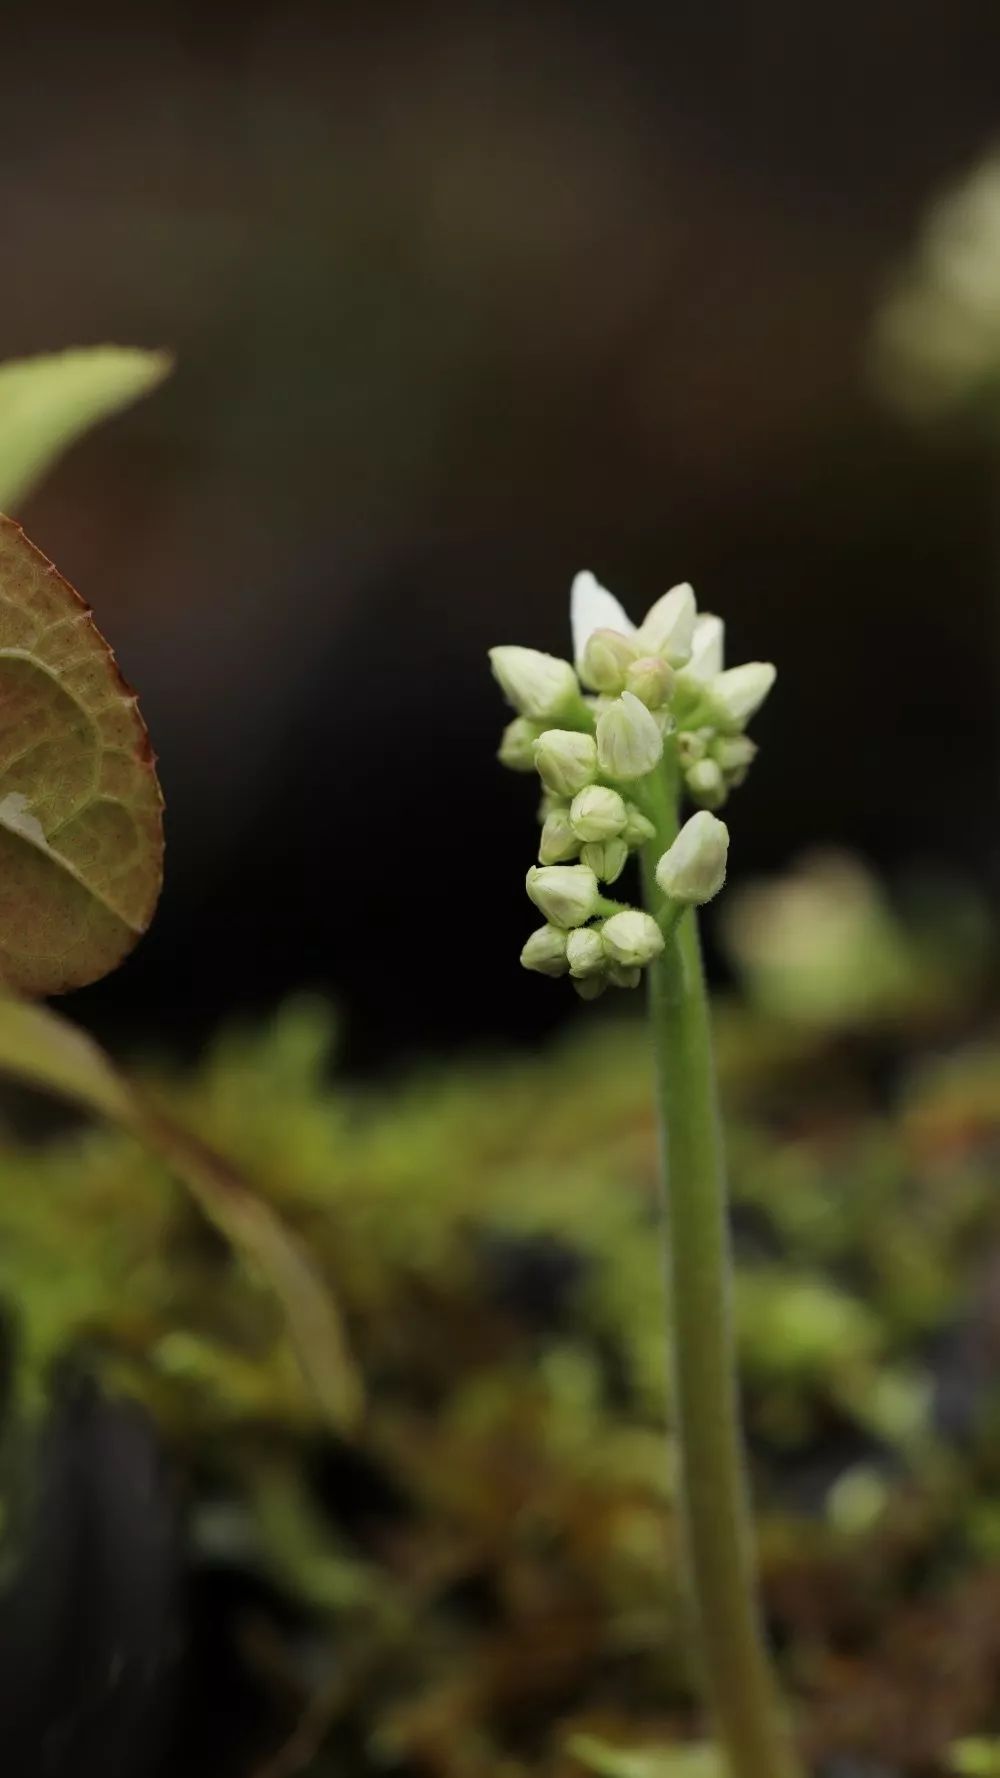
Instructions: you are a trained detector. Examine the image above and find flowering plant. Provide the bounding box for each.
[490,572,796,1778]
[492,572,772,1002]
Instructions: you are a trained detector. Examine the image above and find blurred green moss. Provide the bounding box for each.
[2,858,1000,1774]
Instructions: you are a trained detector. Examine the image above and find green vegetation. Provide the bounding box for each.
[1,862,998,1773]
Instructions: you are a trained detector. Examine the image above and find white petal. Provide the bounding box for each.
[710,661,776,728]
[489,646,578,720]
[570,570,635,664]
[687,612,725,681]
[636,582,697,663]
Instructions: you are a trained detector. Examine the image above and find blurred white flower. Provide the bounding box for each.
[874,147,1000,418]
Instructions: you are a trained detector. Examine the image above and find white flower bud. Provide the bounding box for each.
[636,582,697,664]
[596,691,664,781]
[714,734,757,770]
[687,612,725,682]
[622,803,656,849]
[566,926,606,978]
[520,924,570,976]
[569,784,627,843]
[579,626,639,693]
[580,837,629,883]
[573,973,607,1001]
[608,963,641,990]
[533,729,598,797]
[539,805,580,863]
[677,729,710,767]
[489,646,579,720]
[655,811,729,905]
[709,661,776,731]
[601,908,665,968]
[498,716,540,772]
[625,654,675,709]
[713,734,757,785]
[686,758,727,809]
[525,863,600,929]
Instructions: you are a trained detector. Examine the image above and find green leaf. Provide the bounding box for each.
[0,345,172,511]
[0,517,164,993]
[0,995,363,1432]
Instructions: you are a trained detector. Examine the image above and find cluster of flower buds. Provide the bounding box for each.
[490,571,771,996]
[516,807,730,1000]
[521,872,665,998]
[496,573,774,807]
[572,576,774,810]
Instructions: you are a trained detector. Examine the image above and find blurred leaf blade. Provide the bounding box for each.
[0,994,363,1431]
[0,345,172,510]
[568,1735,723,1778]
[138,1103,365,1431]
[0,517,164,993]
[0,995,131,1122]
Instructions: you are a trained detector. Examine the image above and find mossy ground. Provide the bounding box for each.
[3,880,1000,1775]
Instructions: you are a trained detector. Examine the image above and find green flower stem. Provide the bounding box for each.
[639,746,801,1778]
[595,895,631,918]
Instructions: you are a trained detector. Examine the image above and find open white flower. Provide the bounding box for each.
[570,571,635,663]
[571,574,776,741]
[571,570,708,676]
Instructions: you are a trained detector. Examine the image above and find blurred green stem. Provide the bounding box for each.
[639,747,801,1778]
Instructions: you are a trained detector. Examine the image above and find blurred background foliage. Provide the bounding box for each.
[3,863,1000,1776]
[4,3,1000,1775]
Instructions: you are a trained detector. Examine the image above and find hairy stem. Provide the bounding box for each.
[639,748,801,1778]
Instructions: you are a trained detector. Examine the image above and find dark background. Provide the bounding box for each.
[6,0,1000,1069]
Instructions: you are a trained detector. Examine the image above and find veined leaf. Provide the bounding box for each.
[0,345,172,511]
[0,517,163,993]
[0,995,364,1432]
